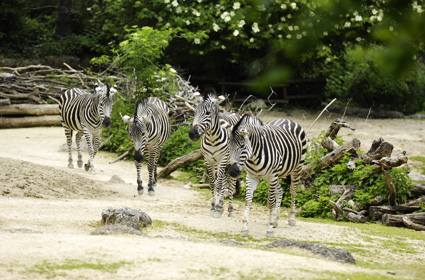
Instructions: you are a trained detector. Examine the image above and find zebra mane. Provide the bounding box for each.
[202,87,217,100]
[231,114,263,135]
[134,99,147,118]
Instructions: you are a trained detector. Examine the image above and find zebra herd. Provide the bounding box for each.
[58,84,306,237]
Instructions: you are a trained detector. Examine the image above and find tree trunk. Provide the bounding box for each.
[369,205,422,221]
[0,98,11,106]
[0,104,59,116]
[56,0,72,37]
[382,212,425,227]
[411,184,425,197]
[158,149,203,178]
[0,115,61,128]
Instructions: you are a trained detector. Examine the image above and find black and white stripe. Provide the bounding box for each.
[188,89,241,217]
[128,97,171,196]
[59,83,116,174]
[227,114,307,237]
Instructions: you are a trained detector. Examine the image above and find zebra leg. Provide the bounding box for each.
[212,162,228,218]
[204,162,216,215]
[266,177,281,238]
[288,166,302,226]
[135,160,144,195]
[241,174,260,237]
[83,129,95,174]
[227,177,237,217]
[65,128,74,168]
[147,148,156,196]
[75,131,84,168]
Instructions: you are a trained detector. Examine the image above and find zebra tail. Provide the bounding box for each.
[235,179,241,196]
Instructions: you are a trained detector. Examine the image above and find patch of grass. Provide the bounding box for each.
[166,170,201,184]
[88,220,103,228]
[410,156,425,176]
[27,259,130,278]
[316,271,398,280]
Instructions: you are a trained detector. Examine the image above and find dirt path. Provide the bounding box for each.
[0,111,424,279]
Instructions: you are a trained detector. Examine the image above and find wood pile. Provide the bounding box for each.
[0,64,202,128]
[306,118,424,230]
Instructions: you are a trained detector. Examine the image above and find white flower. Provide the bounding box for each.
[176,7,182,13]
[287,34,292,39]
[287,14,292,19]
[213,23,220,32]
[172,0,178,7]
[252,22,260,33]
[164,0,170,3]
[221,45,226,49]
[291,2,297,9]
[302,31,307,36]
[158,17,163,22]
[356,37,362,42]
[224,15,231,22]
[278,34,282,38]
[233,30,239,36]
[249,38,254,43]
[344,22,351,28]
[199,51,204,55]
[233,2,240,9]
[221,12,231,22]
[389,26,394,31]
[355,15,362,21]
[238,20,245,27]
[294,25,299,30]
[194,38,200,44]
[280,17,286,22]
[296,34,302,39]
[372,9,378,15]
[170,68,177,73]
[281,4,287,9]
[288,26,294,31]
[186,20,190,25]
[377,15,382,21]
[323,31,328,36]
[193,10,200,17]
[197,0,202,2]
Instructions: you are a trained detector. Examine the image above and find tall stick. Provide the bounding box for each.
[307,98,337,134]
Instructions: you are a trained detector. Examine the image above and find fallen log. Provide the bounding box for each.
[347,212,367,223]
[411,184,425,197]
[0,115,61,128]
[324,118,355,139]
[402,216,425,231]
[369,205,422,221]
[360,140,394,164]
[329,185,355,221]
[0,104,59,116]
[158,149,203,178]
[382,212,425,227]
[0,98,11,106]
[302,138,361,177]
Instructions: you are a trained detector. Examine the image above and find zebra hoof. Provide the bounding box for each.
[77,161,83,168]
[228,211,236,218]
[68,163,74,169]
[211,210,222,218]
[288,219,296,226]
[84,164,90,172]
[266,230,274,238]
[240,230,249,237]
[89,169,96,175]
[138,189,144,195]
[148,188,155,196]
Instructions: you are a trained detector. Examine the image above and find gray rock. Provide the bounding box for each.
[101,207,152,228]
[109,175,126,183]
[265,239,355,264]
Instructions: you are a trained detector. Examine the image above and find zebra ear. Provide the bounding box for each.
[110,85,117,95]
[220,120,232,130]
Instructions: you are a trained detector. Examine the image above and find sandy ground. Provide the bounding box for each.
[0,110,424,279]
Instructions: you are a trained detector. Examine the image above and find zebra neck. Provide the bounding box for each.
[88,96,102,121]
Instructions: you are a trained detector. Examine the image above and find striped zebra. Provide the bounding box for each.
[227,114,307,237]
[122,97,171,196]
[188,89,241,218]
[59,83,116,174]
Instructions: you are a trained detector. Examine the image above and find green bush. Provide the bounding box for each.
[323,46,425,115]
[238,134,413,220]
[158,124,203,170]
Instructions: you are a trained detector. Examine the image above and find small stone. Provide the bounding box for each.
[109,175,125,183]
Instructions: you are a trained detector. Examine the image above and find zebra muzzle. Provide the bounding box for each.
[102,117,111,128]
[188,126,200,141]
[228,163,241,178]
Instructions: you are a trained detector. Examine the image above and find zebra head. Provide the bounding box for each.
[189,88,219,141]
[94,83,117,128]
[129,100,149,163]
[228,114,260,178]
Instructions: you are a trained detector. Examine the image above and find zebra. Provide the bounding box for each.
[227,114,307,237]
[122,97,171,196]
[188,88,241,218]
[59,83,116,174]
